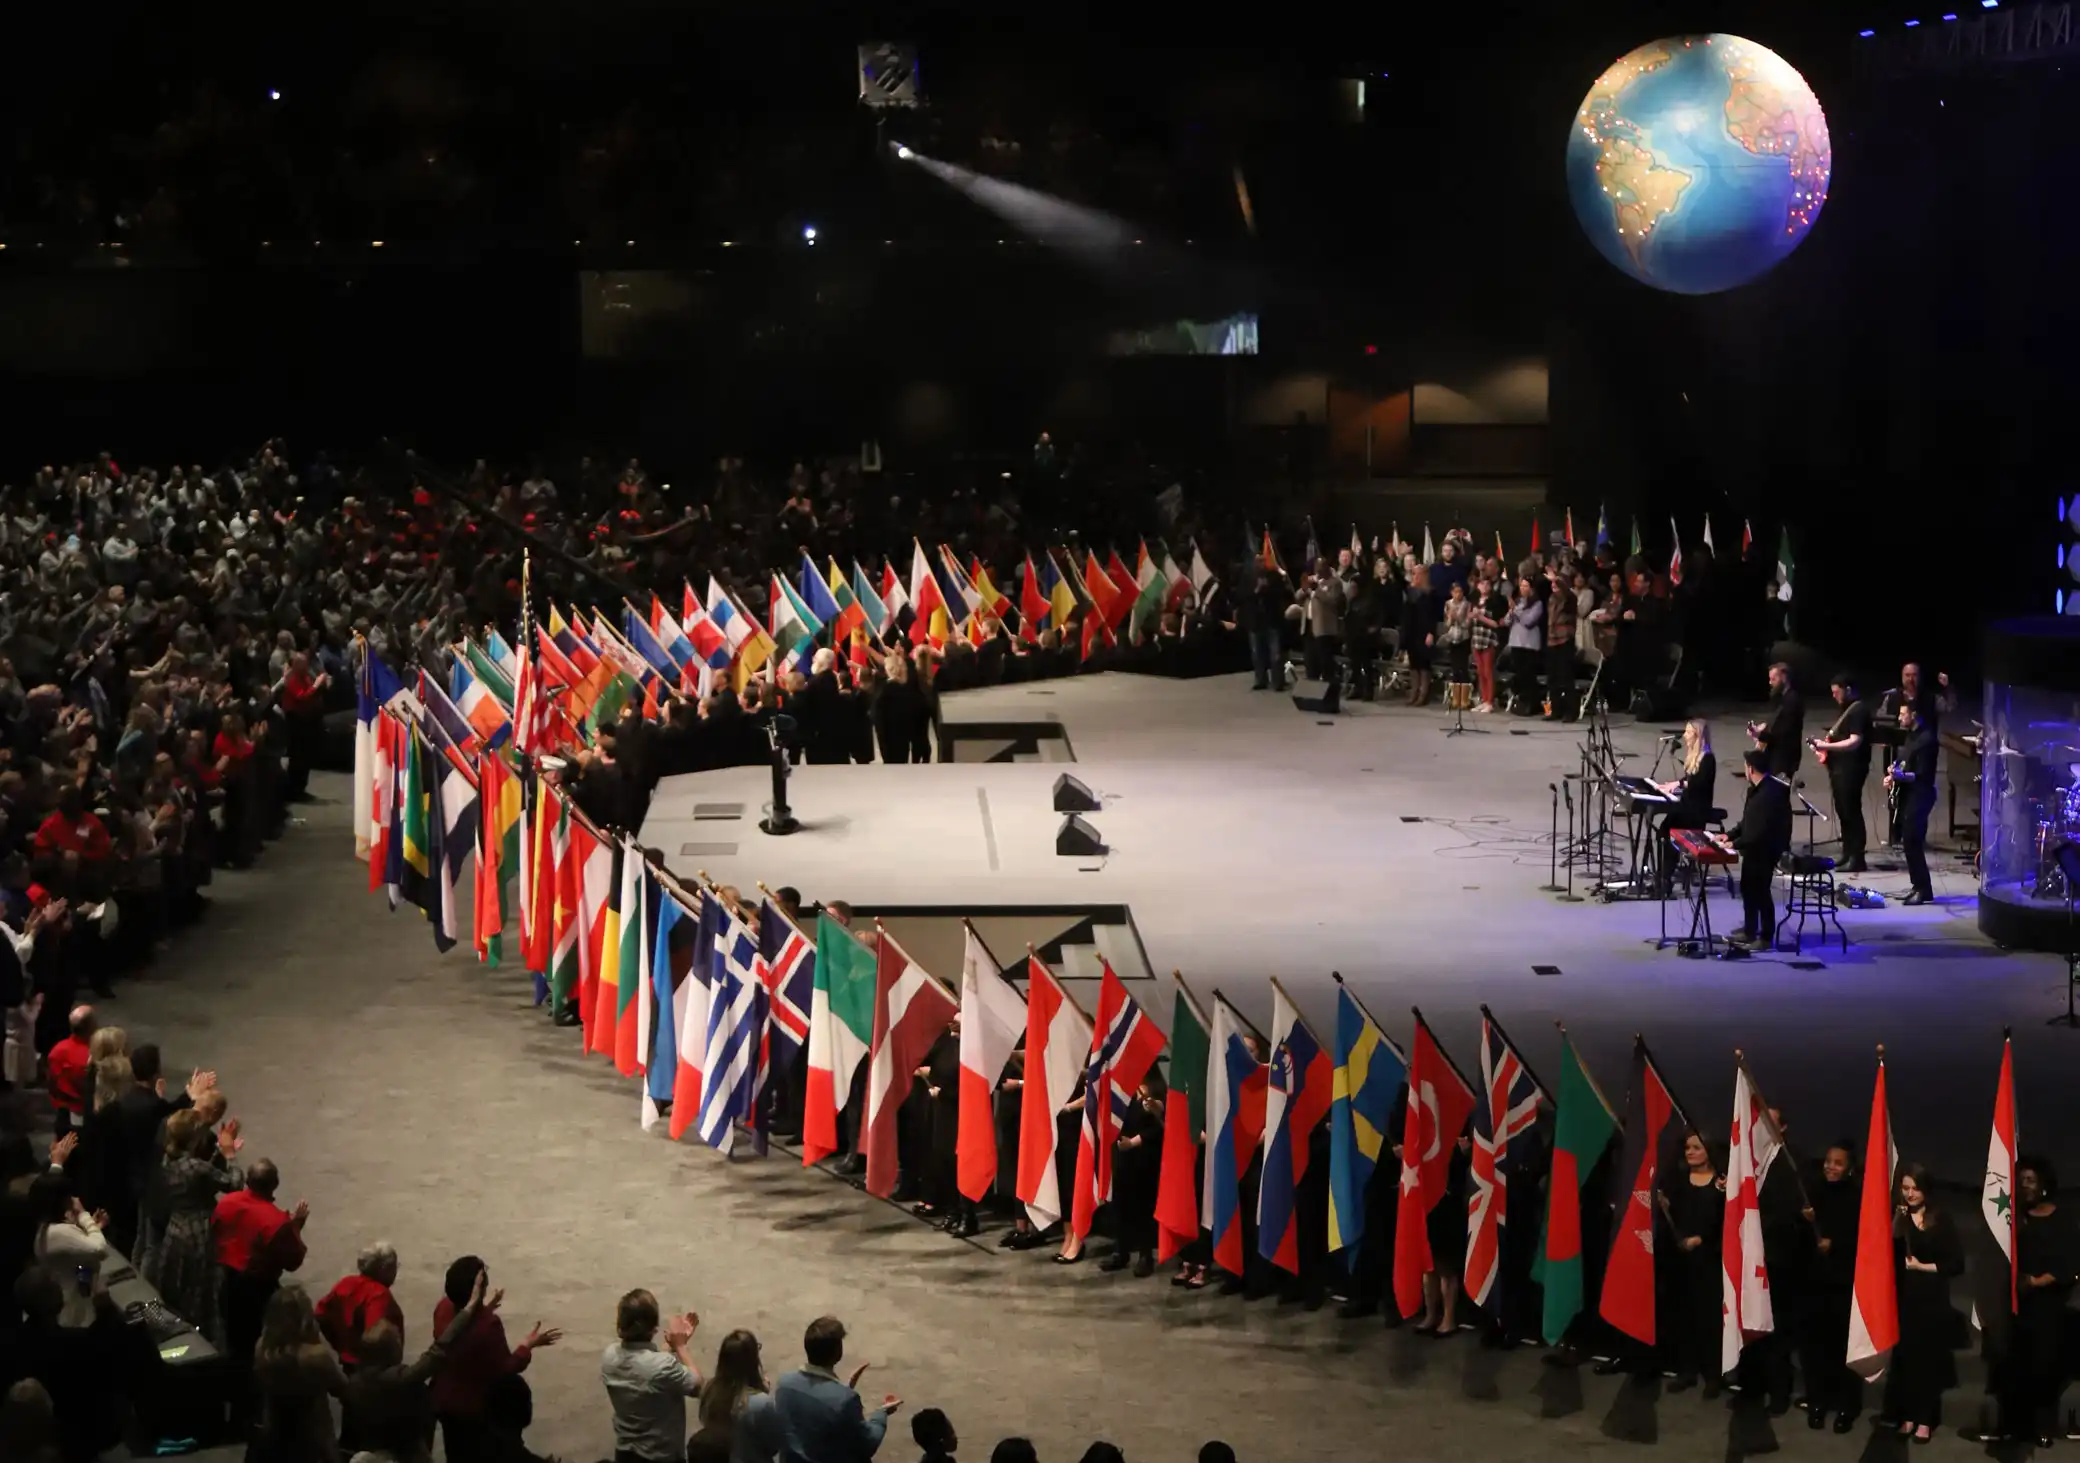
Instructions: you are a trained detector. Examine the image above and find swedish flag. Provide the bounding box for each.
[1327,984,1406,1257]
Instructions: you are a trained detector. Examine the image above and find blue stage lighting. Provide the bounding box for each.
[1859,28,1877,36]
[1905,18,1921,25]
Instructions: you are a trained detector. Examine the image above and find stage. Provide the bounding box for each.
[648,673,2076,1180]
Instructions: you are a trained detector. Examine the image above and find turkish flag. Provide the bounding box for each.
[1391,1015,1476,1318]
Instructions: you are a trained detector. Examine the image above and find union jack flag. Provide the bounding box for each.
[1465,1008,1548,1316]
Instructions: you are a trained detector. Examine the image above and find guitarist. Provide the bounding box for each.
[1809,672,1872,873]
[1746,661,1805,778]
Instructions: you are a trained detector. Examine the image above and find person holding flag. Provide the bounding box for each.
[1884,1158,1965,1443]
[1326,976,1405,1321]
[1798,1134,1863,1433]
[1257,979,1332,1303]
[1392,1010,1475,1331]
[1465,1007,1547,1340]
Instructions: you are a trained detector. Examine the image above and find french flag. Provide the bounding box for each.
[1015,956,1093,1230]
[1202,993,1269,1278]
[667,893,719,1140]
[1257,982,1332,1274]
[1069,962,1167,1243]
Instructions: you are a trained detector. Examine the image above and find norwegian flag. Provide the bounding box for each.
[756,899,814,1078]
[1464,1007,1548,1316]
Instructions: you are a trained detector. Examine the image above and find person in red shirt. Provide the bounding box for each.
[431,1255,561,1463]
[46,1003,95,1139]
[213,1159,310,1423]
[317,1240,405,1369]
[33,788,112,864]
[277,653,330,803]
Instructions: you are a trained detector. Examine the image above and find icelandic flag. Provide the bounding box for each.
[667,894,720,1140]
[1258,983,1333,1274]
[1202,993,1269,1278]
[641,881,684,1129]
[757,901,814,1080]
[698,912,769,1155]
[1068,961,1167,1243]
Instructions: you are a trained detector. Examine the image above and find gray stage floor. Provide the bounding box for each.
[86,681,2064,1462]
[652,673,2068,1185]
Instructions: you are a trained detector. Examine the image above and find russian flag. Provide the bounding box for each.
[451,661,511,749]
[1202,993,1269,1277]
[1258,982,1333,1274]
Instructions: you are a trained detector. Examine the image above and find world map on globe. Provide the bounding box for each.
[1566,34,1831,296]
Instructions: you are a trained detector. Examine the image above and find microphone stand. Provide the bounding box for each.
[1542,783,1563,892]
[1790,780,1828,857]
[1558,781,1584,902]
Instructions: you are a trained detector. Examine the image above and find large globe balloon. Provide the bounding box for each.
[1566,34,1830,295]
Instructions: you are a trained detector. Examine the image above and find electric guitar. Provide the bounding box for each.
[1809,704,1855,767]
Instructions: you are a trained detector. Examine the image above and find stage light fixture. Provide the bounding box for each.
[1984,0,1999,7]
[1904,18,1920,25]
[895,144,914,160]
[803,225,819,244]
[1859,28,1876,35]
[268,89,281,101]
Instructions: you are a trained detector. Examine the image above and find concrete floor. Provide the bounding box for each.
[91,722,2054,1461]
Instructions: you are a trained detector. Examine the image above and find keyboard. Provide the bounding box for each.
[1672,829,1737,866]
[1614,775,1675,807]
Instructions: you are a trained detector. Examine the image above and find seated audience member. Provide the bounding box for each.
[10,1268,152,1463]
[0,1378,59,1463]
[601,1287,703,1463]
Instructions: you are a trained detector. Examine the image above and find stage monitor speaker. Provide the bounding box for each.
[1290,679,1342,715]
[1052,773,1099,813]
[1056,814,1106,857]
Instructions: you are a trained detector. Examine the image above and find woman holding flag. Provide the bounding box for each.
[1882,1162,1964,1443]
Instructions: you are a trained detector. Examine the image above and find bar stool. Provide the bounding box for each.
[1779,851,1848,954]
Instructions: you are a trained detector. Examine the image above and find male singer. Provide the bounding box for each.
[1728,749,1791,948]
[1810,672,1872,873]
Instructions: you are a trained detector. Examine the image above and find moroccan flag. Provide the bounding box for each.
[956,926,1024,1202]
[1599,1039,1685,1344]
[1391,1012,1476,1318]
[612,843,647,1076]
[1540,1030,1619,1345]
[1847,1049,1900,1378]
[863,929,960,1199]
[802,914,877,1165]
[1155,974,1211,1264]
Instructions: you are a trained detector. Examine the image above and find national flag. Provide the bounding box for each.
[647,595,696,675]
[1069,961,1167,1243]
[699,910,769,1154]
[1775,526,1795,604]
[1259,528,1283,574]
[863,929,960,1198]
[1722,1060,1785,1375]
[1530,516,1542,554]
[609,845,648,1076]
[1629,517,1642,558]
[532,623,586,725]
[1982,1035,2019,1316]
[417,669,481,766]
[667,890,717,1140]
[1155,974,1212,1264]
[676,587,732,672]
[399,720,432,910]
[1391,1011,1476,1318]
[1668,518,1685,587]
[1019,553,1049,631]
[1540,1029,1619,1345]
[704,577,755,657]
[1702,516,1717,557]
[1494,529,1506,565]
[369,711,401,897]
[1465,1008,1548,1316]
[878,559,914,638]
[769,572,824,675]
[1848,1049,1900,1378]
[590,841,626,1055]
[1327,983,1405,1259]
[970,559,1013,622]
[1202,993,1268,1277]
[933,545,979,624]
[1079,608,1112,664]
[852,562,893,641]
[956,926,1025,1202]
[621,607,681,683]
[1187,542,1217,606]
[1595,505,1612,551]
[547,605,600,677]
[1742,518,1754,555]
[908,540,953,647]
[513,593,555,761]
[1303,516,1321,570]
[1350,524,1365,562]
[1083,550,1127,632]
[1420,524,1435,563]
[547,794,581,1013]
[1160,545,1194,614]
[423,743,479,954]
[485,629,518,680]
[354,652,408,859]
[1040,550,1076,629]
[451,660,511,749]
[1599,1039,1686,1342]
[1016,956,1094,1230]
[459,641,515,710]
[473,752,523,966]
[822,559,868,643]
[756,900,815,1082]
[641,879,683,1128]
[798,552,846,642]
[802,914,878,1164]
[1564,507,1577,547]
[1258,981,1333,1274]
[575,817,614,1056]
[1129,542,1168,636]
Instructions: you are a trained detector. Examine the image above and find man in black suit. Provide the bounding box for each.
[1729,749,1792,948]
[101,1044,211,1255]
[1748,661,1805,779]
[1887,703,1940,905]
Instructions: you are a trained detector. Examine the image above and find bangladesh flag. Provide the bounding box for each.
[1154,974,1211,1263]
[1538,1032,1619,1344]
[803,913,878,1164]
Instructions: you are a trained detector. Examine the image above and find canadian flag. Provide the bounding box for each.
[1721,1060,1784,1376]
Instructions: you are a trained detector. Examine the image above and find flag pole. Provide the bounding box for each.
[1635,1034,1697,1135]
[1734,1047,1821,1230]
[1555,1020,1619,1124]
[1410,1006,1476,1094]
[1477,1003,1551,1099]
[1209,987,1269,1045]
[1266,974,1322,1045]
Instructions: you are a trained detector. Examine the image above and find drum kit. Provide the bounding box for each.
[1983,726,2080,902]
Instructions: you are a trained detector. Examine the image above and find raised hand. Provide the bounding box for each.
[50,1131,79,1165]
[525,1323,563,1350]
[847,1362,872,1389]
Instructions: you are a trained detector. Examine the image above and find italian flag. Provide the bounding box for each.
[802,913,878,1164]
[1130,541,1168,636]
[1539,1031,1618,1345]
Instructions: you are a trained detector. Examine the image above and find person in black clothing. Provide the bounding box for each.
[1883,1162,1964,1444]
[871,652,930,765]
[1400,567,1438,708]
[1657,1130,1726,1394]
[1799,1140,1862,1433]
[1654,719,1717,894]
[793,653,853,766]
[1747,662,1804,780]
[920,1023,972,1236]
[1740,1106,1810,1414]
[1729,749,1792,948]
[569,733,636,833]
[1982,1157,2078,1447]
[97,1045,209,1257]
[1887,702,1940,905]
[1810,673,1873,874]
[1242,567,1290,692]
[1100,1077,1162,1277]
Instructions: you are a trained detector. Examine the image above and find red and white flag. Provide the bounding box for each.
[1068,962,1167,1243]
[1668,518,1685,588]
[862,928,959,1199]
[956,927,1025,1202]
[1015,957,1093,1229]
[1982,1035,2019,1314]
[1391,1013,1476,1319]
[1721,1061,1784,1376]
[1847,1050,1900,1378]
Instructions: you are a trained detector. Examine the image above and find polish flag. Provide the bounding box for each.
[1721,1061,1784,1376]
[863,929,959,1199]
[1847,1049,1900,1378]
[956,928,1026,1202]
[1015,956,1093,1230]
